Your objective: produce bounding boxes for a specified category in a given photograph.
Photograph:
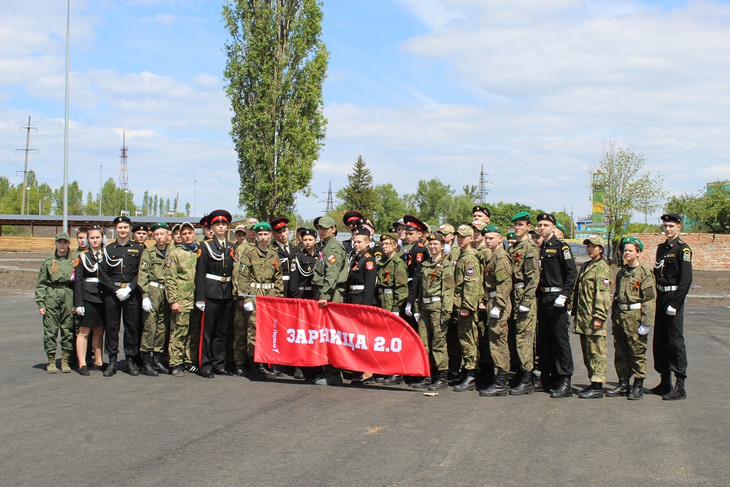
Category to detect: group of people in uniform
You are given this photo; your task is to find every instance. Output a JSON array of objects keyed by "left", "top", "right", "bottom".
[{"left": 35, "top": 206, "right": 692, "bottom": 400}]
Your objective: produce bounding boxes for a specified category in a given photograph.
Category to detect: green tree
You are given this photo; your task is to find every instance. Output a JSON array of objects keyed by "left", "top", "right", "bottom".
[
  {"left": 337, "top": 155, "right": 376, "bottom": 218},
  {"left": 52, "top": 181, "right": 84, "bottom": 215},
  {"left": 446, "top": 185, "right": 480, "bottom": 226},
  {"left": 223, "top": 0, "right": 328, "bottom": 220},
  {"left": 407, "top": 178, "right": 452, "bottom": 227},
  {"left": 100, "top": 178, "right": 135, "bottom": 215},
  {"left": 666, "top": 185, "right": 730, "bottom": 233},
  {"left": 372, "top": 183, "right": 406, "bottom": 232}
]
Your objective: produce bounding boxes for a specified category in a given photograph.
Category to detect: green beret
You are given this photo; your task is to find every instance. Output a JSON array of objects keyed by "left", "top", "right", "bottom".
[
  {"left": 482, "top": 224, "right": 502, "bottom": 235},
  {"left": 511, "top": 211, "right": 531, "bottom": 222},
  {"left": 621, "top": 236, "right": 644, "bottom": 251},
  {"left": 252, "top": 222, "right": 272, "bottom": 232},
  {"left": 150, "top": 222, "right": 169, "bottom": 232},
  {"left": 555, "top": 222, "right": 566, "bottom": 233},
  {"left": 506, "top": 231, "right": 517, "bottom": 240}
]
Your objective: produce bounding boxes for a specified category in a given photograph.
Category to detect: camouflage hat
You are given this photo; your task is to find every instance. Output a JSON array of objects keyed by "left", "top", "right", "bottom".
[
  {"left": 171, "top": 223, "right": 182, "bottom": 233},
  {"left": 55, "top": 232, "right": 70, "bottom": 242},
  {"left": 482, "top": 224, "right": 502, "bottom": 235},
  {"left": 380, "top": 232, "right": 399, "bottom": 243},
  {"left": 234, "top": 225, "right": 247, "bottom": 232},
  {"left": 437, "top": 223, "right": 455, "bottom": 235},
  {"left": 455, "top": 225, "right": 474, "bottom": 237},
  {"left": 245, "top": 217, "right": 259, "bottom": 227},
  {"left": 583, "top": 235, "right": 606, "bottom": 247},
  {"left": 621, "top": 236, "right": 644, "bottom": 251},
  {"left": 316, "top": 216, "right": 336, "bottom": 229},
  {"left": 426, "top": 232, "right": 445, "bottom": 242},
  {"left": 180, "top": 222, "right": 195, "bottom": 231},
  {"left": 470, "top": 220, "right": 487, "bottom": 232}
]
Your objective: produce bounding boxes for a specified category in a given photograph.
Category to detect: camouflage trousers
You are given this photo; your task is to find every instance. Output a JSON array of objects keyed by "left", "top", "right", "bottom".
[
  {"left": 230, "top": 305, "right": 249, "bottom": 366},
  {"left": 140, "top": 287, "right": 169, "bottom": 354},
  {"left": 612, "top": 311, "right": 648, "bottom": 380},
  {"left": 246, "top": 306, "right": 258, "bottom": 360},
  {"left": 168, "top": 308, "right": 200, "bottom": 367},
  {"left": 455, "top": 310, "right": 478, "bottom": 370},
  {"left": 579, "top": 334, "right": 607, "bottom": 383},
  {"left": 511, "top": 302, "right": 537, "bottom": 372},
  {"left": 417, "top": 307, "right": 448, "bottom": 372},
  {"left": 42, "top": 288, "right": 74, "bottom": 355},
  {"left": 488, "top": 313, "right": 511, "bottom": 373}
]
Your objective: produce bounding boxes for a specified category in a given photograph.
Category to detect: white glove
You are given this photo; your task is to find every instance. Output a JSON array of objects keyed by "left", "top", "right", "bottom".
[
  {"left": 666, "top": 305, "right": 677, "bottom": 316},
  {"left": 518, "top": 305, "right": 530, "bottom": 313},
  {"left": 404, "top": 303, "right": 413, "bottom": 317},
  {"left": 554, "top": 295, "right": 567, "bottom": 308},
  {"left": 413, "top": 312, "right": 421, "bottom": 322},
  {"left": 489, "top": 307, "right": 500, "bottom": 319},
  {"left": 75, "top": 307, "right": 85, "bottom": 316},
  {"left": 195, "top": 300, "right": 205, "bottom": 311},
  {"left": 244, "top": 301, "right": 254, "bottom": 312},
  {"left": 142, "top": 297, "right": 153, "bottom": 312},
  {"left": 116, "top": 286, "right": 131, "bottom": 301},
  {"left": 638, "top": 325, "right": 651, "bottom": 336},
  {"left": 392, "top": 311, "right": 400, "bottom": 317}
]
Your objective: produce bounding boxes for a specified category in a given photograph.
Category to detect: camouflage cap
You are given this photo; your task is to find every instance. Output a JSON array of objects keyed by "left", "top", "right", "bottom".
[
  {"left": 426, "top": 232, "right": 445, "bottom": 242},
  {"left": 380, "top": 232, "right": 399, "bottom": 243},
  {"left": 455, "top": 225, "right": 474, "bottom": 237},
  {"left": 55, "top": 232, "right": 70, "bottom": 242},
  {"left": 437, "top": 223, "right": 455, "bottom": 235},
  {"left": 470, "top": 220, "right": 487, "bottom": 232},
  {"left": 583, "top": 234, "right": 606, "bottom": 247},
  {"left": 316, "top": 216, "right": 336, "bottom": 229},
  {"left": 621, "top": 236, "right": 644, "bottom": 251}
]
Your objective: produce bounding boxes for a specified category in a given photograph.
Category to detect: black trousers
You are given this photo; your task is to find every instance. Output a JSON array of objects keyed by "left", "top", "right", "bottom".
[
  {"left": 537, "top": 293, "right": 573, "bottom": 379},
  {"left": 653, "top": 294, "right": 687, "bottom": 378},
  {"left": 104, "top": 291, "right": 141, "bottom": 360},
  {"left": 199, "top": 298, "right": 230, "bottom": 371}
]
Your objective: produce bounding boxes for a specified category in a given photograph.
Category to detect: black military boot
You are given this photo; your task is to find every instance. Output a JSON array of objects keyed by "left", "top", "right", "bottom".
[
  {"left": 662, "top": 377, "right": 686, "bottom": 401},
  {"left": 510, "top": 369, "right": 534, "bottom": 396},
  {"left": 549, "top": 376, "right": 572, "bottom": 398},
  {"left": 103, "top": 358, "right": 117, "bottom": 377},
  {"left": 479, "top": 370, "right": 509, "bottom": 397},
  {"left": 453, "top": 370, "right": 476, "bottom": 392},
  {"left": 411, "top": 376, "right": 432, "bottom": 389},
  {"left": 382, "top": 374, "right": 404, "bottom": 385},
  {"left": 152, "top": 353, "right": 169, "bottom": 375},
  {"left": 604, "top": 379, "right": 629, "bottom": 397},
  {"left": 126, "top": 355, "right": 140, "bottom": 376},
  {"left": 141, "top": 353, "right": 158, "bottom": 376},
  {"left": 428, "top": 371, "right": 449, "bottom": 391},
  {"left": 651, "top": 373, "right": 672, "bottom": 395},
  {"left": 578, "top": 382, "right": 604, "bottom": 399},
  {"left": 627, "top": 378, "right": 644, "bottom": 400}
]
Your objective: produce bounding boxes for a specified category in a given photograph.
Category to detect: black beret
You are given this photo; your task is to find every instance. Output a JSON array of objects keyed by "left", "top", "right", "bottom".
[
  {"left": 536, "top": 213, "right": 556, "bottom": 224},
  {"left": 661, "top": 213, "right": 682, "bottom": 224},
  {"left": 113, "top": 215, "right": 131, "bottom": 226},
  {"left": 473, "top": 205, "right": 491, "bottom": 217},
  {"left": 131, "top": 223, "right": 148, "bottom": 233},
  {"left": 300, "top": 228, "right": 317, "bottom": 238},
  {"left": 355, "top": 226, "right": 371, "bottom": 237}
]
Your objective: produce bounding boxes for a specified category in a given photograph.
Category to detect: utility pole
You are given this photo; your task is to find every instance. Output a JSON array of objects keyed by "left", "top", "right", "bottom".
[
  {"left": 16, "top": 116, "right": 38, "bottom": 215},
  {"left": 325, "top": 181, "right": 334, "bottom": 213},
  {"left": 477, "top": 164, "right": 491, "bottom": 204},
  {"left": 119, "top": 131, "right": 129, "bottom": 214}
]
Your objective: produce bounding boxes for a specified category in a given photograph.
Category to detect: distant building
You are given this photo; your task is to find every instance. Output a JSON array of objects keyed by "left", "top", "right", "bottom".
[{"left": 575, "top": 172, "right": 607, "bottom": 241}]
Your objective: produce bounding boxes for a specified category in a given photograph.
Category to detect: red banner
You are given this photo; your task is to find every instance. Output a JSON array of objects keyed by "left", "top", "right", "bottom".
[{"left": 253, "top": 296, "right": 430, "bottom": 376}]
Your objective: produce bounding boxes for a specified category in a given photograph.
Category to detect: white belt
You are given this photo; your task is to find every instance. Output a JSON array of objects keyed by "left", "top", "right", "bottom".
[
  {"left": 513, "top": 282, "right": 524, "bottom": 289},
  {"left": 282, "top": 275, "right": 290, "bottom": 281},
  {"left": 619, "top": 303, "right": 642, "bottom": 311},
  {"left": 149, "top": 281, "right": 165, "bottom": 289},
  {"left": 298, "top": 286, "right": 312, "bottom": 291},
  {"left": 407, "top": 277, "right": 413, "bottom": 282},
  {"left": 540, "top": 286, "right": 562, "bottom": 293},
  {"left": 84, "top": 277, "right": 99, "bottom": 283},
  {"left": 422, "top": 296, "right": 441, "bottom": 304},
  {"left": 350, "top": 285, "right": 365, "bottom": 291},
  {"left": 251, "top": 283, "right": 274, "bottom": 289},
  {"left": 379, "top": 288, "right": 393, "bottom": 294},
  {"left": 488, "top": 291, "right": 497, "bottom": 298},
  {"left": 657, "top": 285, "right": 678, "bottom": 292},
  {"left": 206, "top": 273, "right": 230, "bottom": 283}
]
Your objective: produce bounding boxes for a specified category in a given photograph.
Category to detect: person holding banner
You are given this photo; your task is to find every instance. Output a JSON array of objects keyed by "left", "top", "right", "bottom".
[
  {"left": 376, "top": 233, "right": 408, "bottom": 313},
  {"left": 289, "top": 229, "right": 319, "bottom": 299}
]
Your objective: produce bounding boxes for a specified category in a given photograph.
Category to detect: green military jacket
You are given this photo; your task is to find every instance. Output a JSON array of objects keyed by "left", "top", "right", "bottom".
[
  {"left": 453, "top": 247, "right": 483, "bottom": 312},
  {"left": 312, "top": 237, "right": 348, "bottom": 303},
  {"left": 484, "top": 246, "right": 512, "bottom": 314},
  {"left": 571, "top": 258, "right": 612, "bottom": 336},
  {"left": 509, "top": 238, "right": 539, "bottom": 309},
  {"left": 612, "top": 263, "right": 656, "bottom": 329},
  {"left": 235, "top": 244, "right": 284, "bottom": 306},
  {"left": 138, "top": 244, "right": 168, "bottom": 299},
  {"left": 35, "top": 253, "right": 74, "bottom": 310},
  {"left": 377, "top": 253, "right": 408, "bottom": 312},
  {"left": 163, "top": 244, "right": 198, "bottom": 311},
  {"left": 416, "top": 253, "right": 455, "bottom": 322}
]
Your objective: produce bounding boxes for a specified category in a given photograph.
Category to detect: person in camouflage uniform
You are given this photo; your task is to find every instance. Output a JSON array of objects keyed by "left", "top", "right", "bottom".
[
  {"left": 507, "top": 211, "right": 540, "bottom": 395},
  {"left": 230, "top": 222, "right": 257, "bottom": 376},
  {"left": 452, "top": 225, "right": 483, "bottom": 392},
  {"left": 376, "top": 233, "right": 408, "bottom": 313},
  {"left": 606, "top": 236, "right": 656, "bottom": 400},
  {"left": 138, "top": 222, "right": 171, "bottom": 376},
  {"left": 571, "top": 235, "right": 612, "bottom": 399},
  {"left": 478, "top": 225, "right": 514, "bottom": 397},
  {"left": 234, "top": 222, "right": 284, "bottom": 380},
  {"left": 35, "top": 232, "right": 75, "bottom": 373},
  {"left": 164, "top": 222, "right": 199, "bottom": 377},
  {"left": 412, "top": 232, "right": 454, "bottom": 391}
]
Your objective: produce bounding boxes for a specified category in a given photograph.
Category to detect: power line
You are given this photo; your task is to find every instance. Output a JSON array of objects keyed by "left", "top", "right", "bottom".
[{"left": 15, "top": 115, "right": 38, "bottom": 215}]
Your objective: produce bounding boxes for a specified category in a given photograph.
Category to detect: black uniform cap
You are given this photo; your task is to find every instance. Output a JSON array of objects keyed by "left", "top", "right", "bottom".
[
  {"left": 403, "top": 214, "right": 428, "bottom": 232},
  {"left": 270, "top": 217, "right": 290, "bottom": 231},
  {"left": 473, "top": 205, "right": 491, "bottom": 217},
  {"left": 113, "top": 215, "right": 132, "bottom": 226},
  {"left": 536, "top": 213, "right": 556, "bottom": 224},
  {"left": 207, "top": 209, "right": 232, "bottom": 225},
  {"left": 300, "top": 228, "right": 317, "bottom": 238},
  {"left": 355, "top": 226, "right": 371, "bottom": 238},
  {"left": 131, "top": 223, "right": 148, "bottom": 233},
  {"left": 199, "top": 215, "right": 209, "bottom": 227},
  {"left": 660, "top": 213, "right": 682, "bottom": 224},
  {"left": 343, "top": 210, "right": 365, "bottom": 226}
]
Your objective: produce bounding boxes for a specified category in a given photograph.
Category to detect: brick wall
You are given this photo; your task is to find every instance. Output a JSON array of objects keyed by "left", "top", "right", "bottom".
[{"left": 629, "top": 233, "right": 730, "bottom": 270}]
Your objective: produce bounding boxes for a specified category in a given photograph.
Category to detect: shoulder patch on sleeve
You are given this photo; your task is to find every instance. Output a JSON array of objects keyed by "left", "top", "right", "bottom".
[
  {"left": 602, "top": 276, "right": 610, "bottom": 287},
  {"left": 682, "top": 248, "right": 691, "bottom": 262},
  {"left": 562, "top": 246, "right": 572, "bottom": 260},
  {"left": 165, "top": 259, "right": 172, "bottom": 268},
  {"left": 416, "top": 253, "right": 424, "bottom": 262},
  {"left": 466, "top": 266, "right": 475, "bottom": 276},
  {"left": 140, "top": 261, "right": 149, "bottom": 271},
  {"left": 327, "top": 255, "right": 337, "bottom": 264},
  {"left": 366, "top": 261, "right": 374, "bottom": 271}
]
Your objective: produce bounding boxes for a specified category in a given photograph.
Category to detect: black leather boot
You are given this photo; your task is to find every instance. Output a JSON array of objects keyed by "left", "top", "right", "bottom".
[
  {"left": 662, "top": 377, "right": 686, "bottom": 400},
  {"left": 510, "top": 369, "right": 534, "bottom": 395},
  {"left": 627, "top": 378, "right": 644, "bottom": 400},
  {"left": 604, "top": 379, "right": 629, "bottom": 397},
  {"left": 479, "top": 370, "right": 509, "bottom": 397},
  {"left": 549, "top": 376, "right": 572, "bottom": 398},
  {"left": 411, "top": 376, "right": 432, "bottom": 389},
  {"left": 428, "top": 371, "right": 449, "bottom": 391},
  {"left": 578, "top": 382, "right": 603, "bottom": 399},
  {"left": 453, "top": 370, "right": 476, "bottom": 392},
  {"left": 153, "top": 353, "right": 169, "bottom": 375},
  {"left": 141, "top": 353, "right": 158, "bottom": 376},
  {"left": 126, "top": 355, "right": 140, "bottom": 376},
  {"left": 651, "top": 373, "right": 672, "bottom": 395},
  {"left": 103, "top": 358, "right": 117, "bottom": 377}
]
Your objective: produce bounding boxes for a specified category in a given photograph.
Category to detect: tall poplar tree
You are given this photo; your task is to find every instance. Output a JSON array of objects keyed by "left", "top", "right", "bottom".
[{"left": 223, "top": 0, "right": 328, "bottom": 220}]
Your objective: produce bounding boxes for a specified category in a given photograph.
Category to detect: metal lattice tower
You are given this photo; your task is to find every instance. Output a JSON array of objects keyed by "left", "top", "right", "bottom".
[
  {"left": 119, "top": 130, "right": 129, "bottom": 191},
  {"left": 325, "top": 181, "right": 334, "bottom": 212},
  {"left": 477, "top": 164, "right": 491, "bottom": 203}
]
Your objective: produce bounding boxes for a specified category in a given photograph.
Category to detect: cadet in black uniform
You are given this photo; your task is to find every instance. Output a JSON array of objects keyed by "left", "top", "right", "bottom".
[
  {"left": 362, "top": 219, "right": 384, "bottom": 262},
  {"left": 401, "top": 215, "right": 430, "bottom": 326},
  {"left": 289, "top": 229, "right": 318, "bottom": 299},
  {"left": 346, "top": 227, "right": 378, "bottom": 306},
  {"left": 342, "top": 210, "right": 365, "bottom": 258},
  {"left": 99, "top": 216, "right": 145, "bottom": 377},
  {"left": 270, "top": 217, "right": 295, "bottom": 297},
  {"left": 194, "top": 209, "right": 235, "bottom": 378},
  {"left": 652, "top": 213, "right": 693, "bottom": 400},
  {"left": 535, "top": 213, "right": 577, "bottom": 398}
]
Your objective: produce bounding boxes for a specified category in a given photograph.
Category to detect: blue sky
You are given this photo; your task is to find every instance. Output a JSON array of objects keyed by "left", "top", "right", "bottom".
[{"left": 1, "top": 0, "right": 729, "bottom": 222}]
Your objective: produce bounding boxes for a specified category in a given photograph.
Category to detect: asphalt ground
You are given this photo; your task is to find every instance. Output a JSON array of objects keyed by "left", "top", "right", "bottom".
[{"left": 1, "top": 294, "right": 728, "bottom": 487}]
